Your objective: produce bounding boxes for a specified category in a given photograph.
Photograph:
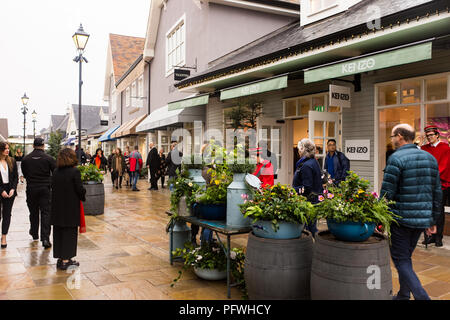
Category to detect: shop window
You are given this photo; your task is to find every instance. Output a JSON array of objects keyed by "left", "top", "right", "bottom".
[
  {"left": 283, "top": 93, "right": 327, "bottom": 118},
  {"left": 426, "top": 103, "right": 450, "bottom": 142},
  {"left": 426, "top": 77, "right": 447, "bottom": 101},
  {"left": 401, "top": 81, "right": 421, "bottom": 104},
  {"left": 378, "top": 85, "right": 398, "bottom": 106},
  {"left": 299, "top": 98, "right": 311, "bottom": 115},
  {"left": 285, "top": 100, "right": 297, "bottom": 117}
]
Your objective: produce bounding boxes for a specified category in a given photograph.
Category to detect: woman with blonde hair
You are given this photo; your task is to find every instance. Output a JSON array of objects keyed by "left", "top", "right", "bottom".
[
  {"left": 292, "top": 138, "right": 323, "bottom": 236},
  {"left": 0, "top": 142, "right": 19, "bottom": 248}
]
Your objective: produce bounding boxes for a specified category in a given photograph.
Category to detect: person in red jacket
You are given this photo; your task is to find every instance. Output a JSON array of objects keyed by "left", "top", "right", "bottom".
[
  {"left": 421, "top": 125, "right": 450, "bottom": 247},
  {"left": 251, "top": 147, "right": 274, "bottom": 188}
]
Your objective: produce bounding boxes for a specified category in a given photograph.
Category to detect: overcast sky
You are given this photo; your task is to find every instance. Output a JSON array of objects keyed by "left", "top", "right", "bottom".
[{"left": 0, "top": 0, "right": 150, "bottom": 136}]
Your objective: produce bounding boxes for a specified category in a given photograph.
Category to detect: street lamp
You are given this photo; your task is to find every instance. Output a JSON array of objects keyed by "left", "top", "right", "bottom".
[
  {"left": 21, "top": 93, "right": 29, "bottom": 155},
  {"left": 32, "top": 110, "right": 37, "bottom": 140},
  {"left": 73, "top": 23, "right": 89, "bottom": 161}
]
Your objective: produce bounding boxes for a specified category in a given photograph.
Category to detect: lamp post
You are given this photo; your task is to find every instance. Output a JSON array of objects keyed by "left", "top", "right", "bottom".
[
  {"left": 32, "top": 110, "right": 37, "bottom": 140},
  {"left": 73, "top": 24, "right": 89, "bottom": 161},
  {"left": 21, "top": 93, "right": 29, "bottom": 155}
]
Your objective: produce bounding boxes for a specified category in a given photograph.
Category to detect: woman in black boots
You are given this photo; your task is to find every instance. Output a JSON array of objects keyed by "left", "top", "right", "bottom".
[
  {"left": 51, "top": 148, "right": 86, "bottom": 270},
  {"left": 0, "top": 142, "right": 18, "bottom": 249}
]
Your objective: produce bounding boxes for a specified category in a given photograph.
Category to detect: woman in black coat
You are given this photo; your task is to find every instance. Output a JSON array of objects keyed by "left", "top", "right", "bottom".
[
  {"left": 51, "top": 148, "right": 86, "bottom": 270},
  {"left": 0, "top": 142, "right": 18, "bottom": 248},
  {"left": 90, "top": 148, "right": 107, "bottom": 172}
]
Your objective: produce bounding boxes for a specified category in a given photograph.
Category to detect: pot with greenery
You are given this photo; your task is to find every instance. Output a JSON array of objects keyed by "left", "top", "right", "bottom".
[
  {"left": 240, "top": 183, "right": 314, "bottom": 239},
  {"left": 193, "top": 160, "right": 233, "bottom": 220},
  {"left": 226, "top": 146, "right": 256, "bottom": 227},
  {"left": 182, "top": 154, "right": 206, "bottom": 187},
  {"left": 172, "top": 242, "right": 246, "bottom": 295},
  {"left": 78, "top": 164, "right": 105, "bottom": 216},
  {"left": 312, "top": 171, "right": 398, "bottom": 242}
]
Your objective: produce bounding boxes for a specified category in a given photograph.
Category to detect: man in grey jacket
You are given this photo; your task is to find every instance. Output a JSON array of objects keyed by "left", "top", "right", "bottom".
[{"left": 380, "top": 124, "right": 441, "bottom": 300}]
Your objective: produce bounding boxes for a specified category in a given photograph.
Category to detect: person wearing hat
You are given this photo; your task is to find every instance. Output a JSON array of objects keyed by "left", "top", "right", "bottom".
[
  {"left": 21, "top": 138, "right": 56, "bottom": 249},
  {"left": 251, "top": 147, "right": 274, "bottom": 188},
  {"left": 421, "top": 125, "right": 450, "bottom": 247}
]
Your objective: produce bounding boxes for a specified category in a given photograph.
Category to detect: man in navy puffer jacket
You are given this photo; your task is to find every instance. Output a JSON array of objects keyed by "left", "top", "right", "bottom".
[{"left": 380, "top": 124, "right": 442, "bottom": 300}]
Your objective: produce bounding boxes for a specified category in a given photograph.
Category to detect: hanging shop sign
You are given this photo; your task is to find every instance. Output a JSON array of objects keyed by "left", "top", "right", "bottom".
[
  {"left": 304, "top": 42, "right": 432, "bottom": 84},
  {"left": 345, "top": 139, "right": 370, "bottom": 161},
  {"left": 329, "top": 85, "right": 351, "bottom": 108},
  {"left": 220, "top": 75, "right": 288, "bottom": 100},
  {"left": 174, "top": 69, "right": 191, "bottom": 81}
]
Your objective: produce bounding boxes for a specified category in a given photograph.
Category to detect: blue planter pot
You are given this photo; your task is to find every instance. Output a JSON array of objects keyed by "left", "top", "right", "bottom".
[
  {"left": 252, "top": 221, "right": 304, "bottom": 239},
  {"left": 193, "top": 203, "right": 226, "bottom": 220},
  {"left": 327, "top": 219, "right": 376, "bottom": 242}
]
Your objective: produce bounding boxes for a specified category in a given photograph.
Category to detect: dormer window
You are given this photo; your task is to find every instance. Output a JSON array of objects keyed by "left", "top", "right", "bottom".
[{"left": 310, "top": 0, "right": 337, "bottom": 14}]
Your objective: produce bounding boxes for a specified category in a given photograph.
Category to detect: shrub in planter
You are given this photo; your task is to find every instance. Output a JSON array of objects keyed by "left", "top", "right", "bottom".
[
  {"left": 312, "top": 171, "right": 399, "bottom": 241},
  {"left": 78, "top": 164, "right": 104, "bottom": 216},
  {"left": 239, "top": 183, "right": 314, "bottom": 239},
  {"left": 78, "top": 163, "right": 104, "bottom": 183},
  {"left": 169, "top": 169, "right": 201, "bottom": 215}
]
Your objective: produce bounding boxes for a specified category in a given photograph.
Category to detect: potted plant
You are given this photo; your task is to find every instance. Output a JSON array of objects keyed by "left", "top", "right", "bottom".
[
  {"left": 193, "top": 159, "right": 233, "bottom": 220},
  {"left": 182, "top": 154, "right": 206, "bottom": 187},
  {"left": 240, "top": 183, "right": 314, "bottom": 239},
  {"left": 312, "top": 171, "right": 399, "bottom": 242},
  {"left": 171, "top": 242, "right": 246, "bottom": 292},
  {"left": 78, "top": 164, "right": 105, "bottom": 216},
  {"left": 226, "top": 145, "right": 256, "bottom": 227},
  {"left": 169, "top": 169, "right": 201, "bottom": 217}
]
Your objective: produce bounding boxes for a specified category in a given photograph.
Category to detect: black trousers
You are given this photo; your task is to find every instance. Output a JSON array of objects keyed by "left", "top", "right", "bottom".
[
  {"left": 53, "top": 226, "right": 78, "bottom": 260},
  {"left": 111, "top": 172, "right": 123, "bottom": 186},
  {"left": 436, "top": 187, "right": 449, "bottom": 241},
  {"left": 160, "top": 175, "right": 165, "bottom": 188},
  {"left": 0, "top": 184, "right": 15, "bottom": 235},
  {"left": 26, "top": 186, "right": 51, "bottom": 241},
  {"left": 150, "top": 168, "right": 158, "bottom": 189}
]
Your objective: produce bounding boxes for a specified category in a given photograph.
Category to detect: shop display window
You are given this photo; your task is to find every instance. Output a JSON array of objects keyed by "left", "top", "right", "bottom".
[
  {"left": 426, "top": 77, "right": 447, "bottom": 101},
  {"left": 378, "top": 84, "right": 398, "bottom": 106},
  {"left": 426, "top": 103, "right": 450, "bottom": 142},
  {"left": 401, "top": 80, "right": 421, "bottom": 104}
]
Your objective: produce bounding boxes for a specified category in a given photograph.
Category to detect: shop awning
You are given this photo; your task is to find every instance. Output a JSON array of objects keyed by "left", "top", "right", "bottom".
[
  {"left": 136, "top": 105, "right": 206, "bottom": 132},
  {"left": 111, "top": 114, "right": 147, "bottom": 138},
  {"left": 168, "top": 94, "right": 209, "bottom": 111},
  {"left": 303, "top": 40, "right": 433, "bottom": 84},
  {"left": 64, "top": 137, "right": 76, "bottom": 146},
  {"left": 220, "top": 74, "right": 288, "bottom": 100},
  {"left": 98, "top": 125, "right": 120, "bottom": 142}
]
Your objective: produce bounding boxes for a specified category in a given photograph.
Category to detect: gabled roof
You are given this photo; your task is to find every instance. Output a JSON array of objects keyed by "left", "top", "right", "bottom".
[
  {"left": 50, "top": 115, "right": 66, "bottom": 130},
  {"left": 109, "top": 34, "right": 145, "bottom": 84},
  {"left": 177, "top": 0, "right": 443, "bottom": 90},
  {"left": 71, "top": 105, "right": 109, "bottom": 131},
  {"left": 55, "top": 115, "right": 69, "bottom": 132}
]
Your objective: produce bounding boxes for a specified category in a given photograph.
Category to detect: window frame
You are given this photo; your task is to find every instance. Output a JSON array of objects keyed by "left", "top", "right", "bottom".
[{"left": 165, "top": 14, "right": 186, "bottom": 77}]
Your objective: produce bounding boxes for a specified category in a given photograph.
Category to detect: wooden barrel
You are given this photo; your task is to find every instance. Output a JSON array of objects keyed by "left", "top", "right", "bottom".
[
  {"left": 245, "top": 230, "right": 313, "bottom": 300},
  {"left": 82, "top": 182, "right": 105, "bottom": 216},
  {"left": 311, "top": 230, "right": 392, "bottom": 300}
]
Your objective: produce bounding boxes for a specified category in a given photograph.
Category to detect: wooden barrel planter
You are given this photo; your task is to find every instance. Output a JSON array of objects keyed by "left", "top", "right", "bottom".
[
  {"left": 245, "top": 230, "right": 313, "bottom": 300},
  {"left": 82, "top": 182, "right": 105, "bottom": 216},
  {"left": 311, "top": 230, "right": 392, "bottom": 300}
]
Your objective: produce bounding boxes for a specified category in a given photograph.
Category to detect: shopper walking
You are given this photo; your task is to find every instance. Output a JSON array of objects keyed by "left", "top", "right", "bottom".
[
  {"left": 75, "top": 146, "right": 87, "bottom": 165},
  {"left": 0, "top": 142, "right": 18, "bottom": 249},
  {"left": 21, "top": 138, "right": 56, "bottom": 249},
  {"left": 129, "top": 146, "right": 143, "bottom": 191},
  {"left": 14, "top": 148, "right": 24, "bottom": 184},
  {"left": 380, "top": 124, "right": 441, "bottom": 300},
  {"left": 146, "top": 142, "right": 160, "bottom": 190},
  {"left": 421, "top": 125, "right": 450, "bottom": 247},
  {"left": 166, "top": 142, "right": 183, "bottom": 191},
  {"left": 90, "top": 148, "right": 107, "bottom": 172},
  {"left": 51, "top": 148, "right": 86, "bottom": 270},
  {"left": 292, "top": 138, "right": 323, "bottom": 235},
  {"left": 124, "top": 146, "right": 131, "bottom": 187},
  {"left": 107, "top": 149, "right": 117, "bottom": 188},
  {"left": 324, "top": 139, "right": 350, "bottom": 185},
  {"left": 157, "top": 148, "right": 167, "bottom": 189},
  {"left": 111, "top": 148, "right": 126, "bottom": 189}
]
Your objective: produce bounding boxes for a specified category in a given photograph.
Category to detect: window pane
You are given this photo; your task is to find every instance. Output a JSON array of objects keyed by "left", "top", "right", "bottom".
[
  {"left": 181, "top": 43, "right": 185, "bottom": 63},
  {"left": 328, "top": 106, "right": 340, "bottom": 112},
  {"left": 426, "top": 103, "right": 450, "bottom": 143},
  {"left": 299, "top": 97, "right": 310, "bottom": 115},
  {"left": 323, "top": 0, "right": 337, "bottom": 7},
  {"left": 377, "top": 105, "right": 421, "bottom": 187},
  {"left": 314, "top": 120, "right": 324, "bottom": 138},
  {"left": 310, "top": 0, "right": 321, "bottom": 13},
  {"left": 285, "top": 100, "right": 297, "bottom": 117},
  {"left": 326, "top": 121, "right": 335, "bottom": 137},
  {"left": 312, "top": 96, "right": 325, "bottom": 110},
  {"left": 426, "top": 78, "right": 447, "bottom": 101},
  {"left": 401, "top": 80, "right": 421, "bottom": 104},
  {"left": 378, "top": 84, "right": 398, "bottom": 106}
]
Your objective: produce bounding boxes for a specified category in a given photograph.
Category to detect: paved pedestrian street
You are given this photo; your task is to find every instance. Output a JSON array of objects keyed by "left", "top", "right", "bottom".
[{"left": 0, "top": 177, "right": 449, "bottom": 300}]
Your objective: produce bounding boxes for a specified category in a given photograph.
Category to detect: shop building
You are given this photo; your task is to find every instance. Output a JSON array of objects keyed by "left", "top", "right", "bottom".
[{"left": 174, "top": 0, "right": 450, "bottom": 191}]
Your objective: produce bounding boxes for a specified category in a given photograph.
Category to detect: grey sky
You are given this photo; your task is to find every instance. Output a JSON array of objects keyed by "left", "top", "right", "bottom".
[{"left": 0, "top": 0, "right": 150, "bottom": 136}]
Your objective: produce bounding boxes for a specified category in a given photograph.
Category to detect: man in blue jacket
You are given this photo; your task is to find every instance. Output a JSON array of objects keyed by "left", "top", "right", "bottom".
[
  {"left": 324, "top": 139, "right": 350, "bottom": 185},
  {"left": 380, "top": 124, "right": 441, "bottom": 300}
]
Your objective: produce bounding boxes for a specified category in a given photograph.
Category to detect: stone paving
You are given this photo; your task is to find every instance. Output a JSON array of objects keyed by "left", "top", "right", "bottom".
[{"left": 0, "top": 176, "right": 449, "bottom": 300}]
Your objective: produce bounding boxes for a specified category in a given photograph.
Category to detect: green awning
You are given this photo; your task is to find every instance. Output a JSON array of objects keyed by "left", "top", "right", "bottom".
[
  {"left": 220, "top": 75, "right": 288, "bottom": 100},
  {"left": 168, "top": 94, "right": 209, "bottom": 111},
  {"left": 304, "top": 41, "right": 432, "bottom": 84}
]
